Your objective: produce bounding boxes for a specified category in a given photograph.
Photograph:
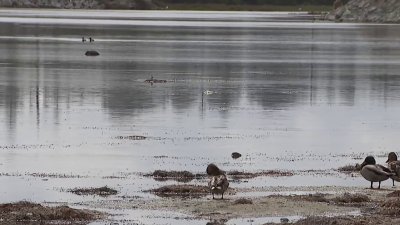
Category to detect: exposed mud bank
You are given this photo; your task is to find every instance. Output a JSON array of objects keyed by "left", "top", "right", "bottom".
[{"left": 0, "top": 201, "right": 104, "bottom": 224}]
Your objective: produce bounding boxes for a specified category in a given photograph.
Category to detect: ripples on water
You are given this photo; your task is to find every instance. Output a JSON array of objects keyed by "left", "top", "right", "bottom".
[{"left": 1, "top": 9, "right": 400, "bottom": 213}]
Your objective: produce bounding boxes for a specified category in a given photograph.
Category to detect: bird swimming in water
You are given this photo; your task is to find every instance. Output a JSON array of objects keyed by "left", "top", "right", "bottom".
[
  {"left": 206, "top": 163, "right": 229, "bottom": 199},
  {"left": 360, "top": 156, "right": 394, "bottom": 189},
  {"left": 386, "top": 152, "right": 400, "bottom": 186}
]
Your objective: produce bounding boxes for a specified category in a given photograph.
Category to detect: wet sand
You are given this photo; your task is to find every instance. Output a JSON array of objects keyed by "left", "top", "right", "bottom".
[
  {"left": 1, "top": 168, "right": 400, "bottom": 224},
  {"left": 77, "top": 180, "right": 400, "bottom": 224}
]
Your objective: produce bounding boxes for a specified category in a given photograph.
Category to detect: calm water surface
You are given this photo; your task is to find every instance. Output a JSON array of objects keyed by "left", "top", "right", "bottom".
[{"left": 1, "top": 9, "right": 400, "bottom": 224}]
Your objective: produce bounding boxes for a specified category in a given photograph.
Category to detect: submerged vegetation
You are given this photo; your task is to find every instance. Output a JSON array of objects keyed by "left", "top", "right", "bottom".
[
  {"left": 147, "top": 184, "right": 210, "bottom": 197},
  {"left": 69, "top": 186, "right": 118, "bottom": 196}
]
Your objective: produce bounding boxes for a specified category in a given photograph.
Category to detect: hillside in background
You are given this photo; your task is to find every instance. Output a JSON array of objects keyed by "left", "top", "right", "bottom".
[
  {"left": 327, "top": 0, "right": 400, "bottom": 23},
  {"left": 0, "top": 0, "right": 332, "bottom": 10}
]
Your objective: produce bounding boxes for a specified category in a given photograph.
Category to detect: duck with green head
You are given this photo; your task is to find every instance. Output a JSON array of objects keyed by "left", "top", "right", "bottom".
[{"left": 360, "top": 156, "right": 394, "bottom": 189}]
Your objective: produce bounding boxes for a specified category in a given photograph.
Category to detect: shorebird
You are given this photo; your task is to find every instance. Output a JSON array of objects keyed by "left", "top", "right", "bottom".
[
  {"left": 360, "top": 156, "right": 393, "bottom": 189},
  {"left": 206, "top": 163, "right": 229, "bottom": 199},
  {"left": 386, "top": 152, "right": 400, "bottom": 186}
]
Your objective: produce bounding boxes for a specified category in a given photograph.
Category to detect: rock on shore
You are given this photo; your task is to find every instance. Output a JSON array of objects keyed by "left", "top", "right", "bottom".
[
  {"left": 326, "top": 0, "right": 400, "bottom": 23},
  {"left": 0, "top": 0, "right": 163, "bottom": 10}
]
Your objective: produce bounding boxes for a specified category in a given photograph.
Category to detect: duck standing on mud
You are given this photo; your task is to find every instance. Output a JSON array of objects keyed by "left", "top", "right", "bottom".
[
  {"left": 206, "top": 163, "right": 229, "bottom": 199},
  {"left": 360, "top": 156, "right": 394, "bottom": 189},
  {"left": 386, "top": 152, "right": 400, "bottom": 186}
]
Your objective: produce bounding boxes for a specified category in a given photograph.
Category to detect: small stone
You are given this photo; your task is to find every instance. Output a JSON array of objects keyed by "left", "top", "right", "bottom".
[
  {"left": 85, "top": 50, "right": 100, "bottom": 56},
  {"left": 280, "top": 217, "right": 289, "bottom": 223},
  {"left": 231, "top": 152, "right": 242, "bottom": 159}
]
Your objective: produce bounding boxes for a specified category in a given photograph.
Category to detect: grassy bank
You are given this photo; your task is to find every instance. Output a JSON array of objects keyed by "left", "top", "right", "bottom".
[{"left": 165, "top": 3, "right": 332, "bottom": 12}]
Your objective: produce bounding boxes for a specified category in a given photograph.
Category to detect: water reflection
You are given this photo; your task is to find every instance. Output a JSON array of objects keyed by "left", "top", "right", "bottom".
[{"left": 1, "top": 11, "right": 400, "bottom": 157}]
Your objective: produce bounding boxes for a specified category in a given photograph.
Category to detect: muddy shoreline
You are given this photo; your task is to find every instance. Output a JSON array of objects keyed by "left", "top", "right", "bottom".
[
  {"left": 2, "top": 169, "right": 399, "bottom": 224},
  {"left": 77, "top": 184, "right": 400, "bottom": 224}
]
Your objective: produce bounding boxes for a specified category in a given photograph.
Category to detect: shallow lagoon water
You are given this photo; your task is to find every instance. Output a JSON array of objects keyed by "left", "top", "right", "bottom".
[{"left": 1, "top": 9, "right": 400, "bottom": 224}]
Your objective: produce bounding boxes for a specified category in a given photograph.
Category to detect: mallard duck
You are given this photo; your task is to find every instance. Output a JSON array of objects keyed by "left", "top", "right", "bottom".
[
  {"left": 206, "top": 163, "right": 229, "bottom": 199},
  {"left": 206, "top": 163, "right": 224, "bottom": 176},
  {"left": 360, "top": 156, "right": 393, "bottom": 189},
  {"left": 386, "top": 152, "right": 400, "bottom": 186},
  {"left": 208, "top": 174, "right": 229, "bottom": 199}
]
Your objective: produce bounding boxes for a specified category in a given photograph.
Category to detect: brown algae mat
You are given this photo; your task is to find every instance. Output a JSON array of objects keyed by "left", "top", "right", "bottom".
[
  {"left": 0, "top": 201, "right": 104, "bottom": 224},
  {"left": 147, "top": 184, "right": 210, "bottom": 198},
  {"left": 69, "top": 186, "right": 118, "bottom": 196},
  {"left": 146, "top": 170, "right": 200, "bottom": 182}
]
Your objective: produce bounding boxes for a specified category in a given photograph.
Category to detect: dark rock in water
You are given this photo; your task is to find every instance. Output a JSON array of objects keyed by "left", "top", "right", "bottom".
[
  {"left": 231, "top": 152, "right": 242, "bottom": 159},
  {"left": 280, "top": 217, "right": 290, "bottom": 223},
  {"left": 85, "top": 50, "right": 100, "bottom": 56}
]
